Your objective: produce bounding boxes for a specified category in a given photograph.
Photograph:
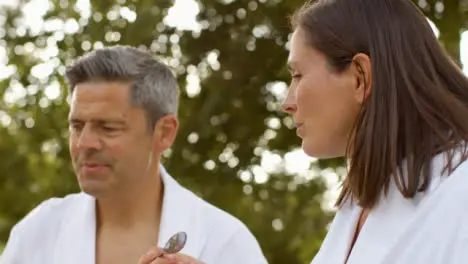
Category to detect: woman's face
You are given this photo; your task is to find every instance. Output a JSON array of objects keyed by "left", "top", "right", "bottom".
[{"left": 282, "top": 28, "right": 365, "bottom": 159}]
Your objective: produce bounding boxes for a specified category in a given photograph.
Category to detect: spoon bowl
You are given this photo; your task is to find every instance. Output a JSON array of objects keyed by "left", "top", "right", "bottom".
[{"left": 163, "top": 231, "right": 187, "bottom": 254}]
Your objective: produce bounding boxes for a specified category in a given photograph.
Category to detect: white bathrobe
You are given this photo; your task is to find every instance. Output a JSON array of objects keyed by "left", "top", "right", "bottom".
[
  {"left": 0, "top": 166, "right": 268, "bottom": 264},
  {"left": 311, "top": 151, "right": 468, "bottom": 264}
]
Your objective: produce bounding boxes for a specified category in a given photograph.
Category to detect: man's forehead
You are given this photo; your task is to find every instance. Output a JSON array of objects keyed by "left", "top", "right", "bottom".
[
  {"left": 72, "top": 81, "right": 131, "bottom": 100},
  {"left": 70, "top": 82, "right": 132, "bottom": 108},
  {"left": 68, "top": 98, "right": 130, "bottom": 121},
  {"left": 68, "top": 109, "right": 128, "bottom": 122},
  {"left": 68, "top": 81, "right": 146, "bottom": 124}
]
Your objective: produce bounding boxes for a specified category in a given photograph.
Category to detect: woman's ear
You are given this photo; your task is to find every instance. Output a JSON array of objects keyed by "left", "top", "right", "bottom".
[{"left": 351, "top": 53, "right": 372, "bottom": 104}]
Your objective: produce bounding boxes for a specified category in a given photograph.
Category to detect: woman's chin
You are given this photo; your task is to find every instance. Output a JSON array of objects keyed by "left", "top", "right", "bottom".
[{"left": 301, "top": 139, "right": 345, "bottom": 159}]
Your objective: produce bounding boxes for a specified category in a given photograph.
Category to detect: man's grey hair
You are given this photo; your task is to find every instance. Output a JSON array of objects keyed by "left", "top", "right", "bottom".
[{"left": 65, "top": 45, "right": 179, "bottom": 131}]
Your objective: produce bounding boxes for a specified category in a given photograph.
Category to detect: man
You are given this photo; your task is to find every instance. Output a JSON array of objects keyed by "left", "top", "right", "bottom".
[{"left": 0, "top": 46, "right": 267, "bottom": 264}]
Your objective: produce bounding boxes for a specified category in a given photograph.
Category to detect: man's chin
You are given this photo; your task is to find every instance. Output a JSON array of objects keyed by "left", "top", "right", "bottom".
[{"left": 78, "top": 179, "right": 112, "bottom": 198}]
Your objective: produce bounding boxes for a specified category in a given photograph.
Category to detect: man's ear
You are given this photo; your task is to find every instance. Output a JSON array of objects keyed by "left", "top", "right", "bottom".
[
  {"left": 152, "top": 115, "right": 179, "bottom": 152},
  {"left": 351, "top": 53, "right": 372, "bottom": 104}
]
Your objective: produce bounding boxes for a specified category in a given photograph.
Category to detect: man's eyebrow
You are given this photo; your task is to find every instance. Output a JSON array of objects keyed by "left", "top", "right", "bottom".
[
  {"left": 68, "top": 117, "right": 80, "bottom": 123},
  {"left": 68, "top": 117, "right": 126, "bottom": 125},
  {"left": 95, "top": 119, "right": 126, "bottom": 125}
]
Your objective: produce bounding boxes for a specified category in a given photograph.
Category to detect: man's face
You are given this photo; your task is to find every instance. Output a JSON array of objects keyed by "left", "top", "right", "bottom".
[{"left": 68, "top": 81, "right": 155, "bottom": 198}]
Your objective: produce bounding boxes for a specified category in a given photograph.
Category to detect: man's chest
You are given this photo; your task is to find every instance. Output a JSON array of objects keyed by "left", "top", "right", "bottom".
[{"left": 95, "top": 229, "right": 160, "bottom": 264}]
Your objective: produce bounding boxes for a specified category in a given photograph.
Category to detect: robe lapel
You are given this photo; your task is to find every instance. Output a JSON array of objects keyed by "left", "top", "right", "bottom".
[
  {"left": 157, "top": 165, "right": 204, "bottom": 258},
  {"left": 311, "top": 203, "right": 361, "bottom": 264},
  {"left": 52, "top": 165, "right": 205, "bottom": 264},
  {"left": 54, "top": 193, "right": 96, "bottom": 264},
  {"left": 312, "top": 152, "right": 450, "bottom": 264},
  {"left": 346, "top": 153, "right": 447, "bottom": 264},
  {"left": 345, "top": 184, "right": 421, "bottom": 264}
]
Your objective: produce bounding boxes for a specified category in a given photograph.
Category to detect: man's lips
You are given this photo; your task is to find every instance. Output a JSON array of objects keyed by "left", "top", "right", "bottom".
[
  {"left": 82, "top": 162, "right": 107, "bottom": 167},
  {"left": 79, "top": 162, "right": 110, "bottom": 174}
]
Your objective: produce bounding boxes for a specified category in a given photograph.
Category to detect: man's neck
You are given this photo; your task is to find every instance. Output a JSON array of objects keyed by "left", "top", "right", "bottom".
[
  {"left": 96, "top": 169, "right": 164, "bottom": 230},
  {"left": 94, "top": 166, "right": 165, "bottom": 264}
]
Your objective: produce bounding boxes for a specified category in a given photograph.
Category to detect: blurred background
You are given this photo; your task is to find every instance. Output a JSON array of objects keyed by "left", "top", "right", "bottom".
[{"left": 0, "top": 0, "right": 467, "bottom": 263}]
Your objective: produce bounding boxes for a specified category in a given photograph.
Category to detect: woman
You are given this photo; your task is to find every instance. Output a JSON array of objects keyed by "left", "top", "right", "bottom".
[{"left": 140, "top": 0, "right": 468, "bottom": 263}]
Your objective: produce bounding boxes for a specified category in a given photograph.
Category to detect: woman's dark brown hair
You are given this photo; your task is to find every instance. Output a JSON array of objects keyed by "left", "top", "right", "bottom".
[{"left": 291, "top": 0, "right": 468, "bottom": 209}]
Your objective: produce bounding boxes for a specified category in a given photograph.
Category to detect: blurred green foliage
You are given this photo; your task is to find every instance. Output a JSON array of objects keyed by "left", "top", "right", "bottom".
[{"left": 0, "top": 0, "right": 465, "bottom": 263}]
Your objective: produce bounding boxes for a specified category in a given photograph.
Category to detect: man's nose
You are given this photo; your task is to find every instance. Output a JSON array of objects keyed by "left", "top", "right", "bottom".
[{"left": 76, "top": 125, "right": 102, "bottom": 150}]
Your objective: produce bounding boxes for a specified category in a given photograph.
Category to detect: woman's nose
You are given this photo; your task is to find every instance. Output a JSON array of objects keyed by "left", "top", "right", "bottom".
[{"left": 281, "top": 88, "right": 297, "bottom": 114}]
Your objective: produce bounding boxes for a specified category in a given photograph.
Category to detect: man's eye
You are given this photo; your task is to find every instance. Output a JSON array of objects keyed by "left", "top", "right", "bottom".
[
  {"left": 70, "top": 123, "right": 83, "bottom": 131},
  {"left": 102, "top": 126, "right": 117, "bottom": 132}
]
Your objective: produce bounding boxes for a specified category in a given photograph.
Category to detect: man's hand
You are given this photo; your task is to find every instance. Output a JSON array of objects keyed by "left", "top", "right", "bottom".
[
  {"left": 161, "top": 252, "right": 205, "bottom": 264},
  {"left": 138, "top": 247, "right": 205, "bottom": 264},
  {"left": 137, "top": 247, "right": 167, "bottom": 264}
]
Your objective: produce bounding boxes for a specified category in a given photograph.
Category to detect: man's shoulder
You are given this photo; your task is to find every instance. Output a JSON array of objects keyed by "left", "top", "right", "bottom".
[
  {"left": 166, "top": 174, "right": 248, "bottom": 232},
  {"left": 180, "top": 189, "right": 267, "bottom": 262},
  {"left": 180, "top": 187, "right": 248, "bottom": 231},
  {"left": 0, "top": 193, "right": 88, "bottom": 261},
  {"left": 11, "top": 193, "right": 87, "bottom": 234},
  {"left": 180, "top": 186, "right": 263, "bottom": 248}
]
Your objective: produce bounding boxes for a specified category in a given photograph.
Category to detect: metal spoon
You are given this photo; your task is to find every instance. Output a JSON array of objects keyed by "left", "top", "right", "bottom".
[{"left": 160, "top": 231, "right": 187, "bottom": 255}]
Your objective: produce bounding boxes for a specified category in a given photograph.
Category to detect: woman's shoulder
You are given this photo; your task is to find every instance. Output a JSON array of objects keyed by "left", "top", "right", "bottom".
[
  {"left": 434, "top": 149, "right": 468, "bottom": 195},
  {"left": 421, "top": 146, "right": 468, "bottom": 195}
]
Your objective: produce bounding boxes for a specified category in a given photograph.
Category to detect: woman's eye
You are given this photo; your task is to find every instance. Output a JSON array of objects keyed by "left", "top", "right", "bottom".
[{"left": 292, "top": 74, "right": 302, "bottom": 79}]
